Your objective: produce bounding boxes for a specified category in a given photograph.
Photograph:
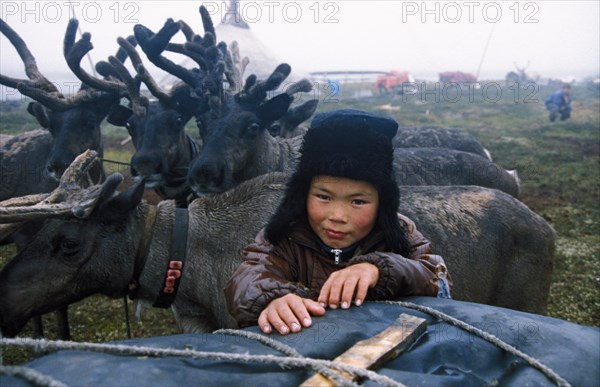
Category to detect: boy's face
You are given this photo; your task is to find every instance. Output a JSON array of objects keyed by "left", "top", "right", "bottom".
[{"left": 307, "top": 175, "right": 379, "bottom": 249}]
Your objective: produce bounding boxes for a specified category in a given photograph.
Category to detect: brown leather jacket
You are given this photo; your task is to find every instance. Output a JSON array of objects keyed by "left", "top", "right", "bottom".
[{"left": 225, "top": 214, "right": 451, "bottom": 327}]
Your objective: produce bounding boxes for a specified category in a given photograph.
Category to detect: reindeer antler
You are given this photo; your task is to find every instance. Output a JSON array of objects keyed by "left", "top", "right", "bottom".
[
  {"left": 0, "top": 150, "right": 113, "bottom": 223},
  {"left": 223, "top": 40, "right": 249, "bottom": 92},
  {"left": 133, "top": 6, "right": 239, "bottom": 118},
  {"left": 63, "top": 18, "right": 127, "bottom": 97},
  {"left": 0, "top": 18, "right": 57, "bottom": 93},
  {"left": 134, "top": 19, "right": 205, "bottom": 92},
  {"left": 64, "top": 18, "right": 175, "bottom": 117},
  {"left": 0, "top": 18, "right": 106, "bottom": 111},
  {"left": 236, "top": 63, "right": 292, "bottom": 105}
]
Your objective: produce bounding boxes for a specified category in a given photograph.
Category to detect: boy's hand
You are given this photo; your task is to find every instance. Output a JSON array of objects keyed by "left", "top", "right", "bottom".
[
  {"left": 318, "top": 262, "right": 379, "bottom": 309},
  {"left": 258, "top": 293, "right": 325, "bottom": 335}
]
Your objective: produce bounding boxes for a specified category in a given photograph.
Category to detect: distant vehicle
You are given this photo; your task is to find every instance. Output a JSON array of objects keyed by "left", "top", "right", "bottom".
[
  {"left": 375, "top": 70, "right": 414, "bottom": 94},
  {"left": 439, "top": 71, "right": 477, "bottom": 83}
]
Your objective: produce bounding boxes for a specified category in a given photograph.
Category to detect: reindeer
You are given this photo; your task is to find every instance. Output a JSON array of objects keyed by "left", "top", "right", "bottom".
[
  {"left": 0, "top": 18, "right": 132, "bottom": 339},
  {"left": 0, "top": 19, "right": 116, "bottom": 183},
  {"left": 0, "top": 151, "right": 554, "bottom": 337},
  {"left": 393, "top": 148, "right": 520, "bottom": 197},
  {"left": 505, "top": 61, "right": 537, "bottom": 85},
  {"left": 267, "top": 98, "right": 318, "bottom": 138},
  {"left": 0, "top": 130, "right": 56, "bottom": 201},
  {"left": 184, "top": 61, "right": 320, "bottom": 195},
  {"left": 130, "top": 8, "right": 318, "bottom": 196},
  {"left": 393, "top": 126, "right": 492, "bottom": 160},
  {"left": 62, "top": 18, "right": 206, "bottom": 205}
]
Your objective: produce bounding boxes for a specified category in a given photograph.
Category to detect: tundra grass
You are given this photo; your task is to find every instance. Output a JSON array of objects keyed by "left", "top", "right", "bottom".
[{"left": 1, "top": 83, "right": 598, "bottom": 365}]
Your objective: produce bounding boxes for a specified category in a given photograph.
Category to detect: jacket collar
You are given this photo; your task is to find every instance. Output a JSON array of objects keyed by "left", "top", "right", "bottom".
[{"left": 288, "top": 219, "right": 386, "bottom": 262}]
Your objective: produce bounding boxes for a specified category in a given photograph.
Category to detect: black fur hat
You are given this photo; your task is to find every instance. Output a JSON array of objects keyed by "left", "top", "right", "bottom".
[{"left": 265, "top": 109, "right": 412, "bottom": 256}]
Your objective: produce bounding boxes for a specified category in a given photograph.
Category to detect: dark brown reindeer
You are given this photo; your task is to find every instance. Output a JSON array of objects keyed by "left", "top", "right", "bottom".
[
  {"left": 0, "top": 18, "right": 127, "bottom": 339},
  {"left": 0, "top": 19, "right": 115, "bottom": 184},
  {"left": 89, "top": 15, "right": 229, "bottom": 205},
  {"left": 131, "top": 7, "right": 318, "bottom": 196},
  {"left": 131, "top": 13, "right": 239, "bottom": 196},
  {"left": 185, "top": 63, "right": 307, "bottom": 195}
]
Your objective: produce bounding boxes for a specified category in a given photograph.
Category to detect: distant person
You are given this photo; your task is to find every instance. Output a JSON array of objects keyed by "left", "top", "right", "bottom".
[{"left": 545, "top": 84, "right": 572, "bottom": 122}]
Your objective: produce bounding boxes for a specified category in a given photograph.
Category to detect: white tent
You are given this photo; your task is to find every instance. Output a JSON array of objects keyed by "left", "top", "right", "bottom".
[{"left": 158, "top": 1, "right": 303, "bottom": 89}]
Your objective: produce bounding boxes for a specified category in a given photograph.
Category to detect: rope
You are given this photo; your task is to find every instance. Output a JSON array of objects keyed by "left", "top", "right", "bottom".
[
  {"left": 0, "top": 338, "right": 405, "bottom": 387},
  {"left": 99, "top": 158, "right": 131, "bottom": 167},
  {"left": 475, "top": 2, "right": 503, "bottom": 79},
  {"left": 0, "top": 302, "right": 573, "bottom": 387},
  {"left": 214, "top": 329, "right": 361, "bottom": 387},
  {"left": 0, "top": 365, "right": 67, "bottom": 387},
  {"left": 378, "top": 300, "right": 572, "bottom": 387}
]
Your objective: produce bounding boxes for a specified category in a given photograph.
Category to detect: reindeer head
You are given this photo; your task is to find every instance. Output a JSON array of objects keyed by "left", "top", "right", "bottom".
[
  {"left": 0, "top": 150, "right": 146, "bottom": 337},
  {"left": 188, "top": 69, "right": 318, "bottom": 195},
  {"left": 0, "top": 19, "right": 118, "bottom": 182}
]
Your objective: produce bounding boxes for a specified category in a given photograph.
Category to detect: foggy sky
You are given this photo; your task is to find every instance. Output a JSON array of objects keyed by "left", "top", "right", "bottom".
[{"left": 1, "top": 0, "right": 598, "bottom": 96}]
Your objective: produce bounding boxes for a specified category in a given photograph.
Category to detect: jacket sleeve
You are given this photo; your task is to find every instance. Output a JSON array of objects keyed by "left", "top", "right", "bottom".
[
  {"left": 349, "top": 214, "right": 452, "bottom": 299},
  {"left": 224, "top": 229, "right": 309, "bottom": 328}
]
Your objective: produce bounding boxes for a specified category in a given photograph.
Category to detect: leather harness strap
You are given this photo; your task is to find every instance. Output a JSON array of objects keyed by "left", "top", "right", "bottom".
[
  {"left": 153, "top": 207, "right": 189, "bottom": 308},
  {"left": 128, "top": 205, "right": 157, "bottom": 300}
]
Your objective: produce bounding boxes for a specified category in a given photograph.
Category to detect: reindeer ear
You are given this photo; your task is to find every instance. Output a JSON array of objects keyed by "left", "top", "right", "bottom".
[
  {"left": 285, "top": 99, "right": 318, "bottom": 128},
  {"left": 107, "top": 105, "right": 133, "bottom": 126},
  {"left": 27, "top": 102, "right": 50, "bottom": 128},
  {"left": 95, "top": 175, "right": 145, "bottom": 223},
  {"left": 95, "top": 173, "right": 125, "bottom": 203},
  {"left": 257, "top": 93, "right": 292, "bottom": 124}
]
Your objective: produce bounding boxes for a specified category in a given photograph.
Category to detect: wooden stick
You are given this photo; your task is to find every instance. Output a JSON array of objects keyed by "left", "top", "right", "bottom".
[{"left": 300, "top": 313, "right": 427, "bottom": 386}]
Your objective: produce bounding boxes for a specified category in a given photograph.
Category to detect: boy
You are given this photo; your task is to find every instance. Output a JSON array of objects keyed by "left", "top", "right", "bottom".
[{"left": 225, "top": 109, "right": 451, "bottom": 335}]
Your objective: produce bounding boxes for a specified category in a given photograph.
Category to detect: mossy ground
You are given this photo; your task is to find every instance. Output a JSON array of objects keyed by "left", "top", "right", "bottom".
[{"left": 1, "top": 81, "right": 598, "bottom": 364}]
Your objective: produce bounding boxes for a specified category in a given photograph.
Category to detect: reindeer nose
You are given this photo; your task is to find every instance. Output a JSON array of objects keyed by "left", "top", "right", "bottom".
[
  {"left": 46, "top": 159, "right": 67, "bottom": 179},
  {"left": 131, "top": 153, "right": 161, "bottom": 177},
  {"left": 189, "top": 161, "right": 226, "bottom": 193}
]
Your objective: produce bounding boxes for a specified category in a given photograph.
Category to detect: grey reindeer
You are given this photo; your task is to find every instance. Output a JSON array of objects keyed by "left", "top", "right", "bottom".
[{"left": 0, "top": 151, "right": 554, "bottom": 337}]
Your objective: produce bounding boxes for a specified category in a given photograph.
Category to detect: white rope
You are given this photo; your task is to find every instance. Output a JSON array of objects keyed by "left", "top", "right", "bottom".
[
  {"left": 0, "top": 365, "right": 67, "bottom": 387},
  {"left": 379, "top": 300, "right": 572, "bottom": 387},
  {"left": 0, "top": 338, "right": 404, "bottom": 387},
  {"left": 0, "top": 302, "right": 573, "bottom": 387},
  {"left": 214, "top": 329, "right": 360, "bottom": 387}
]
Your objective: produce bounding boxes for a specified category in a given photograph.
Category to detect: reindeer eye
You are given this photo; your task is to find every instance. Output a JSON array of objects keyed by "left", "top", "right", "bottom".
[
  {"left": 176, "top": 116, "right": 183, "bottom": 126},
  {"left": 247, "top": 123, "right": 261, "bottom": 136},
  {"left": 125, "top": 122, "right": 132, "bottom": 130},
  {"left": 60, "top": 239, "right": 80, "bottom": 255},
  {"left": 269, "top": 124, "right": 281, "bottom": 137}
]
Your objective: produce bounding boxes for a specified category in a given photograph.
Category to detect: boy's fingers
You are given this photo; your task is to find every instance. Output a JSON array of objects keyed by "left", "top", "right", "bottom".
[
  {"left": 322, "top": 275, "right": 344, "bottom": 308},
  {"left": 258, "top": 312, "right": 273, "bottom": 334},
  {"left": 341, "top": 277, "right": 359, "bottom": 309},
  {"left": 267, "top": 308, "right": 291, "bottom": 335},
  {"left": 303, "top": 299, "right": 326, "bottom": 324},
  {"left": 317, "top": 280, "right": 332, "bottom": 307},
  {"left": 354, "top": 277, "right": 370, "bottom": 306}
]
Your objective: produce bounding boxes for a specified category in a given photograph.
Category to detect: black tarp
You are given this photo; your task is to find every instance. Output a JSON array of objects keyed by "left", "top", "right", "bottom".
[{"left": 2, "top": 297, "right": 599, "bottom": 386}]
